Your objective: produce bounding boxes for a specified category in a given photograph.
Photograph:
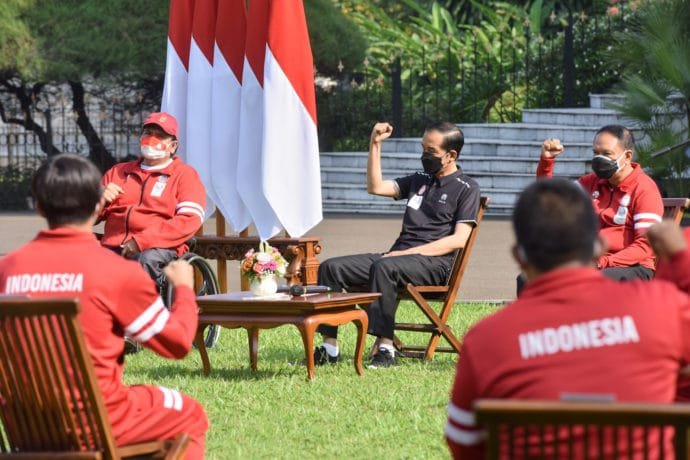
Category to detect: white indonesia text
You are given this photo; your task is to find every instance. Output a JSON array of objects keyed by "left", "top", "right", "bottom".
[
  {"left": 518, "top": 315, "right": 640, "bottom": 359},
  {"left": 4, "top": 273, "right": 84, "bottom": 294}
]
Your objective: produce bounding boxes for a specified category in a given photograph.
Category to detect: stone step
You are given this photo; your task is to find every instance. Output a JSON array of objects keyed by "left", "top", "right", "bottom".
[
  {"left": 322, "top": 170, "right": 576, "bottom": 196},
  {"left": 461, "top": 124, "right": 597, "bottom": 143},
  {"left": 322, "top": 182, "right": 522, "bottom": 207},
  {"left": 380, "top": 137, "right": 593, "bottom": 158},
  {"left": 457, "top": 123, "right": 600, "bottom": 143},
  {"left": 589, "top": 93, "right": 626, "bottom": 109},
  {"left": 322, "top": 197, "right": 513, "bottom": 216},
  {"left": 521, "top": 108, "right": 634, "bottom": 127},
  {"left": 320, "top": 156, "right": 588, "bottom": 181}
]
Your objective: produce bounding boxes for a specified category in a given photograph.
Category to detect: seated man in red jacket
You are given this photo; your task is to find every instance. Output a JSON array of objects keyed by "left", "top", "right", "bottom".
[
  {"left": 0, "top": 154, "right": 208, "bottom": 458},
  {"left": 98, "top": 112, "right": 206, "bottom": 289},
  {"left": 536, "top": 125, "right": 663, "bottom": 281},
  {"left": 446, "top": 178, "right": 690, "bottom": 459}
]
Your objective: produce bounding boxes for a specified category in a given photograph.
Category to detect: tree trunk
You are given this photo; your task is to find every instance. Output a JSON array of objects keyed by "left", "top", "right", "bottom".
[
  {"left": 68, "top": 80, "right": 116, "bottom": 172},
  {"left": 0, "top": 79, "right": 61, "bottom": 156}
]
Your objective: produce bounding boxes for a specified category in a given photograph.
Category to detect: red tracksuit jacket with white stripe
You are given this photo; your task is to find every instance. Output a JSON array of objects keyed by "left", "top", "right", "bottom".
[
  {"left": 0, "top": 228, "right": 198, "bottom": 426},
  {"left": 538, "top": 159, "right": 663, "bottom": 270},
  {"left": 98, "top": 157, "right": 206, "bottom": 256},
  {"left": 446, "top": 267, "right": 690, "bottom": 459}
]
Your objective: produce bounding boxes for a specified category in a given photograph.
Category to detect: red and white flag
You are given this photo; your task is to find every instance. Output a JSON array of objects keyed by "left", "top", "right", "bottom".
[
  {"left": 262, "top": 1, "right": 322, "bottom": 237},
  {"left": 161, "top": 0, "right": 195, "bottom": 158},
  {"left": 186, "top": 0, "right": 219, "bottom": 214},
  {"left": 236, "top": 0, "right": 282, "bottom": 239},
  {"left": 210, "top": 0, "right": 250, "bottom": 231}
]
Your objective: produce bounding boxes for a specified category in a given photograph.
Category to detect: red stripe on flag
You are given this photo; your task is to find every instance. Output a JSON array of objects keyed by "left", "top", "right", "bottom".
[
  {"left": 168, "top": 0, "right": 196, "bottom": 71},
  {"left": 245, "top": 0, "right": 270, "bottom": 87},
  {"left": 192, "top": 0, "right": 218, "bottom": 64},
  {"left": 266, "top": 1, "right": 317, "bottom": 124},
  {"left": 216, "top": 0, "right": 246, "bottom": 82}
]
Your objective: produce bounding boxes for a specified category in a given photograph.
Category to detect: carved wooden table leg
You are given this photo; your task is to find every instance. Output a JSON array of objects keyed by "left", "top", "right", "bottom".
[
  {"left": 298, "top": 318, "right": 317, "bottom": 381},
  {"left": 247, "top": 327, "right": 260, "bottom": 371},
  {"left": 195, "top": 325, "right": 212, "bottom": 376},
  {"left": 350, "top": 310, "right": 368, "bottom": 376}
]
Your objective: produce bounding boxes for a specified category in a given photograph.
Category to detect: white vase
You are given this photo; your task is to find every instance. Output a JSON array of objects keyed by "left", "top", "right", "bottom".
[{"left": 250, "top": 275, "right": 278, "bottom": 297}]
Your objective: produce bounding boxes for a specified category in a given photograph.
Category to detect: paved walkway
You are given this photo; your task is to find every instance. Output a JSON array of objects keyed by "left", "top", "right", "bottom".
[{"left": 0, "top": 212, "right": 518, "bottom": 302}]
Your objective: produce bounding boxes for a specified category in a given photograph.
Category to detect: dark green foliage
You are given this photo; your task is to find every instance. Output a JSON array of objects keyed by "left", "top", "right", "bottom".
[
  {"left": 609, "top": 0, "right": 690, "bottom": 196},
  {"left": 306, "top": 0, "right": 367, "bottom": 76},
  {"left": 0, "top": 164, "right": 35, "bottom": 210}
]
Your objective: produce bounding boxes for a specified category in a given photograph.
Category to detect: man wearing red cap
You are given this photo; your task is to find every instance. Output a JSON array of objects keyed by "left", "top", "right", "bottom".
[{"left": 98, "top": 112, "right": 206, "bottom": 289}]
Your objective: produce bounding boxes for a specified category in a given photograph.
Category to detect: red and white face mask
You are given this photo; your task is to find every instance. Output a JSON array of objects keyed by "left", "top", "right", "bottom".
[{"left": 140, "top": 135, "right": 170, "bottom": 160}]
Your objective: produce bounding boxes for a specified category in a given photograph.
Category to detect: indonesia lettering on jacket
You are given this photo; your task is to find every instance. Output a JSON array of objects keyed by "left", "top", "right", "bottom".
[
  {"left": 4, "top": 272, "right": 84, "bottom": 294},
  {"left": 518, "top": 315, "right": 640, "bottom": 360}
]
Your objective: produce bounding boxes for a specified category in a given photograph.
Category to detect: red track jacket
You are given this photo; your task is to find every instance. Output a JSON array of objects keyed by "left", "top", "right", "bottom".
[
  {"left": 446, "top": 267, "right": 690, "bottom": 459},
  {"left": 98, "top": 157, "right": 206, "bottom": 256},
  {"left": 538, "top": 159, "right": 663, "bottom": 270}
]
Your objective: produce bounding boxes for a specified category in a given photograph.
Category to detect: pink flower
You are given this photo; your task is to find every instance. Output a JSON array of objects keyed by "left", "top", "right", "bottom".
[
  {"left": 255, "top": 252, "right": 272, "bottom": 263},
  {"left": 252, "top": 263, "right": 264, "bottom": 274}
]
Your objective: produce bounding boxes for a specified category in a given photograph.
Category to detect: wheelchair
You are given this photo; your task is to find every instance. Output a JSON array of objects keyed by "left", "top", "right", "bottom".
[
  {"left": 161, "top": 251, "right": 222, "bottom": 348},
  {"left": 97, "top": 232, "right": 222, "bottom": 349}
]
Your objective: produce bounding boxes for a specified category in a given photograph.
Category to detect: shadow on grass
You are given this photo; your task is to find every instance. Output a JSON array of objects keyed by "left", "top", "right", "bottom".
[{"left": 135, "top": 362, "right": 308, "bottom": 381}]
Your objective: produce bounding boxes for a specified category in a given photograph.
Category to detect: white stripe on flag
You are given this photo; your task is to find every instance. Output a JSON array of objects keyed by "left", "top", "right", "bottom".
[
  {"left": 237, "top": 57, "right": 282, "bottom": 239},
  {"left": 262, "top": 48, "right": 322, "bottom": 237}
]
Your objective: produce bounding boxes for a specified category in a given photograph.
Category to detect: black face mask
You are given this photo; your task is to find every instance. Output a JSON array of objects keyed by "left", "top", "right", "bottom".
[
  {"left": 591, "top": 154, "right": 622, "bottom": 179},
  {"left": 421, "top": 153, "right": 444, "bottom": 175}
]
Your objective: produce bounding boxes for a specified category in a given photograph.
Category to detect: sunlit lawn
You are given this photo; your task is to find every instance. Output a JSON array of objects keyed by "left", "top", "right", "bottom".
[{"left": 124, "top": 301, "right": 502, "bottom": 459}]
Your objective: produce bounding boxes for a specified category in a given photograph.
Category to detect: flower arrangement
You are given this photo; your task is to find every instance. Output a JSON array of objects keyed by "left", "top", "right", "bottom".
[{"left": 241, "top": 241, "right": 288, "bottom": 282}]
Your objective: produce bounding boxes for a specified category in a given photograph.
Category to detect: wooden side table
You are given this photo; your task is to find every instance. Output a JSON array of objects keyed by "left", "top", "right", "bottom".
[{"left": 194, "top": 291, "right": 381, "bottom": 380}]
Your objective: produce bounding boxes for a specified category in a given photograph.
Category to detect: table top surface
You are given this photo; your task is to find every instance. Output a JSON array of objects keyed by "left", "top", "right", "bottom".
[{"left": 196, "top": 291, "right": 381, "bottom": 313}]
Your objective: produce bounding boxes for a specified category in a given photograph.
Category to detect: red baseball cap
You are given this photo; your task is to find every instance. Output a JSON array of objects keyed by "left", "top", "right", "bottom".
[{"left": 143, "top": 112, "right": 178, "bottom": 138}]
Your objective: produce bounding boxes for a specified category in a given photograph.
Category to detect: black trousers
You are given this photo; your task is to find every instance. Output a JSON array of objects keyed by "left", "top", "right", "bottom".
[
  {"left": 136, "top": 248, "right": 178, "bottom": 290},
  {"left": 516, "top": 264, "right": 655, "bottom": 294},
  {"left": 316, "top": 252, "right": 452, "bottom": 339}
]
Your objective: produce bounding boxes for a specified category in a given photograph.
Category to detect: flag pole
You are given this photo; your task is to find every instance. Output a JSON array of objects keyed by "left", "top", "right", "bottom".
[{"left": 215, "top": 210, "right": 228, "bottom": 293}]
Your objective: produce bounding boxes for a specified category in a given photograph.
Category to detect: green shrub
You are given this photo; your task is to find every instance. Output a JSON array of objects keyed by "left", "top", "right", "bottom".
[{"left": 0, "top": 165, "right": 35, "bottom": 211}]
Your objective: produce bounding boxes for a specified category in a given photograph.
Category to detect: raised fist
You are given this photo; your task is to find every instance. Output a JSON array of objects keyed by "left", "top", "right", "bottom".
[
  {"left": 541, "top": 138, "right": 564, "bottom": 160},
  {"left": 370, "top": 122, "right": 393, "bottom": 144}
]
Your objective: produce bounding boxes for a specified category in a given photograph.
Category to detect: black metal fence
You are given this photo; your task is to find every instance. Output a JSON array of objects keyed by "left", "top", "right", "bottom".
[{"left": 317, "top": 7, "right": 629, "bottom": 150}]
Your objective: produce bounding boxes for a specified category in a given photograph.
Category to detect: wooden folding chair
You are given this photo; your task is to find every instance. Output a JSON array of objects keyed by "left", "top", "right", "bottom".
[
  {"left": 394, "top": 196, "right": 489, "bottom": 360},
  {"left": 663, "top": 197, "right": 690, "bottom": 225},
  {"left": 475, "top": 399, "right": 690, "bottom": 459},
  {"left": 0, "top": 297, "right": 189, "bottom": 459}
]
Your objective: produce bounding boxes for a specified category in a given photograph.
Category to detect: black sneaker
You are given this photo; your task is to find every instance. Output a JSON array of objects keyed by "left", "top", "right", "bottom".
[
  {"left": 124, "top": 337, "right": 142, "bottom": 355},
  {"left": 313, "top": 345, "right": 340, "bottom": 365},
  {"left": 368, "top": 347, "right": 397, "bottom": 368}
]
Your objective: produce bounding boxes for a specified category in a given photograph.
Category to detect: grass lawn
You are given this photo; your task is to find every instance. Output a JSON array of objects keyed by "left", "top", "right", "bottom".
[{"left": 124, "top": 301, "right": 502, "bottom": 459}]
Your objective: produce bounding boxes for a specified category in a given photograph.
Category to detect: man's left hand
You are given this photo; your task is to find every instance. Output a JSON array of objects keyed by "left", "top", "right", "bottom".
[
  {"left": 647, "top": 221, "right": 687, "bottom": 261},
  {"left": 121, "top": 239, "right": 141, "bottom": 259},
  {"left": 382, "top": 250, "right": 406, "bottom": 258}
]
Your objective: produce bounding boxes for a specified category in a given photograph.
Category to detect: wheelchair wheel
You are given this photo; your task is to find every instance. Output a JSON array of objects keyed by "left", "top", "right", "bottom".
[{"left": 165, "top": 252, "right": 222, "bottom": 348}]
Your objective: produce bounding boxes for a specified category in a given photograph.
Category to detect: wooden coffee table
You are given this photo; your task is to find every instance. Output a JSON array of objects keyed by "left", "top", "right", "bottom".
[{"left": 194, "top": 291, "right": 381, "bottom": 380}]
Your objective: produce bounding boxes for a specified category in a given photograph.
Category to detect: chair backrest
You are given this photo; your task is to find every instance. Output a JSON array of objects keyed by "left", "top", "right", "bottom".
[
  {"left": 663, "top": 197, "right": 690, "bottom": 225},
  {"left": 0, "top": 297, "right": 118, "bottom": 458},
  {"left": 475, "top": 399, "right": 690, "bottom": 459},
  {"left": 443, "top": 196, "right": 489, "bottom": 303}
]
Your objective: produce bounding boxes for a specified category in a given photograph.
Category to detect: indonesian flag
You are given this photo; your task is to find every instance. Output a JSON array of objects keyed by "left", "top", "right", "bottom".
[
  {"left": 236, "top": 0, "right": 281, "bottom": 239},
  {"left": 262, "top": 1, "right": 322, "bottom": 237},
  {"left": 185, "top": 0, "right": 219, "bottom": 214},
  {"left": 161, "top": 0, "right": 194, "bottom": 158},
  {"left": 210, "top": 0, "right": 250, "bottom": 232}
]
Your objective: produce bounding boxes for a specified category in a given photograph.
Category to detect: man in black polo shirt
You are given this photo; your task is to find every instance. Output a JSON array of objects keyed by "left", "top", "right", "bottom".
[{"left": 315, "top": 121, "right": 481, "bottom": 368}]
